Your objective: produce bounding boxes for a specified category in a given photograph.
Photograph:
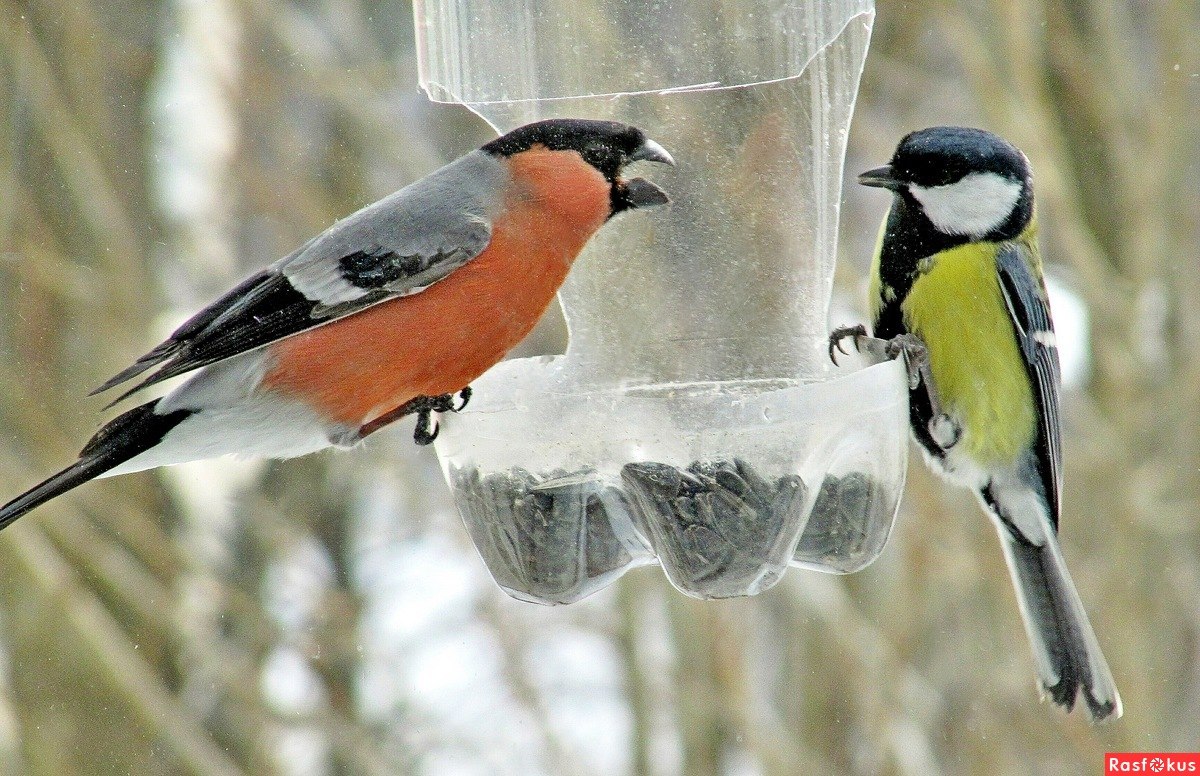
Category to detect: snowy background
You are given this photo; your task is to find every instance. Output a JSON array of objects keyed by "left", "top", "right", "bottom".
[{"left": 0, "top": 0, "right": 1196, "bottom": 774}]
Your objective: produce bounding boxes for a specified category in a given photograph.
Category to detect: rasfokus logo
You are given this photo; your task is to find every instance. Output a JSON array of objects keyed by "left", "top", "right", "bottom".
[{"left": 1106, "top": 753, "right": 1200, "bottom": 774}]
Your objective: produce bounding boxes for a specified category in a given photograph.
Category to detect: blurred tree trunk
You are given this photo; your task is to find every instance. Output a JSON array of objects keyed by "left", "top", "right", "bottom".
[
  {"left": 258, "top": 456, "right": 365, "bottom": 776},
  {"left": 0, "top": 0, "right": 206, "bottom": 772}
]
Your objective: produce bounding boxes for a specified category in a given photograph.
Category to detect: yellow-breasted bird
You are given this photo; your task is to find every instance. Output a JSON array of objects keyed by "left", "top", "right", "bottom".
[{"left": 832, "top": 126, "right": 1121, "bottom": 721}]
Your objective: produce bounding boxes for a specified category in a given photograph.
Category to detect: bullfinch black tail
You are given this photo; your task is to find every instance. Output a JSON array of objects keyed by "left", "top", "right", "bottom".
[
  {"left": 0, "top": 400, "right": 193, "bottom": 529},
  {"left": 993, "top": 522, "right": 1122, "bottom": 721}
]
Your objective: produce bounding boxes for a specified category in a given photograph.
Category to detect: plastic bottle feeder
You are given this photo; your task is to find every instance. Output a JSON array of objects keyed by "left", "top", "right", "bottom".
[{"left": 414, "top": 0, "right": 908, "bottom": 603}]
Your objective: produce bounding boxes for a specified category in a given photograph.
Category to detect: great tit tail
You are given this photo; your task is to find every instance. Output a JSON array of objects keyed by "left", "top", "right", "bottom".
[{"left": 990, "top": 509, "right": 1122, "bottom": 722}]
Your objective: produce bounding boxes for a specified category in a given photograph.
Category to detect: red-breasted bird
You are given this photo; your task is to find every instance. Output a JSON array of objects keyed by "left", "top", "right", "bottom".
[
  {"left": 831, "top": 127, "right": 1120, "bottom": 720},
  {"left": 1, "top": 118, "right": 673, "bottom": 527}
]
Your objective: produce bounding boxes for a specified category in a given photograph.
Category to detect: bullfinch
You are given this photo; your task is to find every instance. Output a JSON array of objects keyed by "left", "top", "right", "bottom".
[
  {"left": 1, "top": 118, "right": 673, "bottom": 527},
  {"left": 831, "top": 127, "right": 1120, "bottom": 720}
]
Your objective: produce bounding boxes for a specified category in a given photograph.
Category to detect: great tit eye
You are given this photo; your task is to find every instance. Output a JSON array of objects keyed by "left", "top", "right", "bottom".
[
  {"left": 926, "top": 170, "right": 960, "bottom": 187},
  {"left": 903, "top": 157, "right": 969, "bottom": 188}
]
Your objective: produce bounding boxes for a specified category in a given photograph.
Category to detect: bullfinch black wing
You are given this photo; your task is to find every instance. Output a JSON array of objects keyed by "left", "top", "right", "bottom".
[{"left": 93, "top": 150, "right": 501, "bottom": 402}]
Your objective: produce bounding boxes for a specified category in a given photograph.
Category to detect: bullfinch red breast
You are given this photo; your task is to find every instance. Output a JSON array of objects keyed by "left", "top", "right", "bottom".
[{"left": 1, "top": 118, "right": 673, "bottom": 527}]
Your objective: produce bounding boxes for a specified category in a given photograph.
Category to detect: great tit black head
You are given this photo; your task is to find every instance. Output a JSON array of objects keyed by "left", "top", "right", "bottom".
[{"left": 859, "top": 126, "right": 1033, "bottom": 241}]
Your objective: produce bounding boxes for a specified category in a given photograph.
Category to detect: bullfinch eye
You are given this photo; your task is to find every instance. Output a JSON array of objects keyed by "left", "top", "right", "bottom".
[{"left": 581, "top": 143, "right": 622, "bottom": 177}]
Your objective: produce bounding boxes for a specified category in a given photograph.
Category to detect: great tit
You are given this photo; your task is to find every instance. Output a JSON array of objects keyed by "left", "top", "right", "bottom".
[{"left": 832, "top": 126, "right": 1121, "bottom": 721}]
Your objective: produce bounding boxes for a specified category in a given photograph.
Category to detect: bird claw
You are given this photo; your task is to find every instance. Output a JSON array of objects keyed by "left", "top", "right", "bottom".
[
  {"left": 878, "top": 332, "right": 949, "bottom": 422},
  {"left": 412, "top": 409, "right": 440, "bottom": 446},
  {"left": 452, "top": 385, "right": 472, "bottom": 412},
  {"left": 828, "top": 327, "right": 933, "bottom": 393},
  {"left": 356, "top": 386, "right": 474, "bottom": 443},
  {"left": 410, "top": 386, "right": 472, "bottom": 446},
  {"left": 828, "top": 324, "right": 868, "bottom": 365},
  {"left": 829, "top": 329, "right": 945, "bottom": 419},
  {"left": 829, "top": 324, "right": 907, "bottom": 367}
]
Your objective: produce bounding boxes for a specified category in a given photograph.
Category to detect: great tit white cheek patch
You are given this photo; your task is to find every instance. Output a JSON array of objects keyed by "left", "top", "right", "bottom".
[{"left": 909, "top": 172, "right": 1023, "bottom": 239}]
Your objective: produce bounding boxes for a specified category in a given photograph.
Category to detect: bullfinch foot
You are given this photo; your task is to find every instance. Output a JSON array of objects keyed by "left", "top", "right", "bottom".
[
  {"left": 412, "top": 407, "right": 440, "bottom": 446},
  {"left": 452, "top": 385, "right": 472, "bottom": 412},
  {"left": 357, "top": 386, "right": 472, "bottom": 443},
  {"left": 408, "top": 387, "right": 473, "bottom": 446}
]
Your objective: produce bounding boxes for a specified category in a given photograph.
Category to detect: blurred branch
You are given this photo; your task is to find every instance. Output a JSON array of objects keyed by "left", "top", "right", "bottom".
[
  {"left": 615, "top": 577, "right": 654, "bottom": 776},
  {"left": 665, "top": 597, "right": 728, "bottom": 776},
  {"left": 482, "top": 595, "right": 597, "bottom": 776},
  {"left": 0, "top": 523, "right": 246, "bottom": 776},
  {"left": 0, "top": 2, "right": 143, "bottom": 296},
  {"left": 777, "top": 572, "right": 944, "bottom": 776}
]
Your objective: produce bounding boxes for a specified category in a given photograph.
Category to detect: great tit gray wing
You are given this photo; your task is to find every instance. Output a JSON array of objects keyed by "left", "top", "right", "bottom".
[{"left": 996, "top": 243, "right": 1063, "bottom": 529}]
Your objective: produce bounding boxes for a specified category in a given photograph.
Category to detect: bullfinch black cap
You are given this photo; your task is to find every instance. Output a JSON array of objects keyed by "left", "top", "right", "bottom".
[{"left": 481, "top": 119, "right": 674, "bottom": 182}]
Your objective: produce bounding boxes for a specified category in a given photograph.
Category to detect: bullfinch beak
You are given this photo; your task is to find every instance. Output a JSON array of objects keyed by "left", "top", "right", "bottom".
[
  {"left": 621, "top": 177, "right": 671, "bottom": 210},
  {"left": 617, "top": 137, "right": 674, "bottom": 211},
  {"left": 630, "top": 138, "right": 675, "bottom": 167}
]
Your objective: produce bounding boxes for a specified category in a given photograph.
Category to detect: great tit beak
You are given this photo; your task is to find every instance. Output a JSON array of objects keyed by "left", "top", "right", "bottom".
[
  {"left": 621, "top": 177, "right": 670, "bottom": 210},
  {"left": 630, "top": 138, "right": 675, "bottom": 166},
  {"left": 858, "top": 164, "right": 902, "bottom": 190}
]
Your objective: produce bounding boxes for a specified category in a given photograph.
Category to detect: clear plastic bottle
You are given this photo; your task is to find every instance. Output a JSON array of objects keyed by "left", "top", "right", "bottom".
[{"left": 415, "top": 0, "right": 908, "bottom": 603}]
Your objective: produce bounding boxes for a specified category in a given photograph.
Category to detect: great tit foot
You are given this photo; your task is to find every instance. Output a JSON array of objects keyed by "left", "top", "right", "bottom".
[
  {"left": 883, "top": 332, "right": 927, "bottom": 362},
  {"left": 881, "top": 333, "right": 947, "bottom": 419},
  {"left": 828, "top": 324, "right": 869, "bottom": 365},
  {"left": 883, "top": 333, "right": 930, "bottom": 390}
]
